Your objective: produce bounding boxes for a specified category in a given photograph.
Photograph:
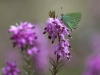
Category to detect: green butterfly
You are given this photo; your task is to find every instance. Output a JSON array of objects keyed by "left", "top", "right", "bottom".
[{"left": 60, "top": 8, "right": 82, "bottom": 31}]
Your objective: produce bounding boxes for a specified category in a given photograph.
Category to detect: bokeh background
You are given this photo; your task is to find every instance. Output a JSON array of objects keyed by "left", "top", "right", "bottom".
[{"left": 0, "top": 0, "right": 100, "bottom": 75}]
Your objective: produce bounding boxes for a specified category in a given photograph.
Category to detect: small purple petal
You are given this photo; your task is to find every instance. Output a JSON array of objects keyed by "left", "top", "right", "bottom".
[
  {"left": 2, "top": 61, "right": 20, "bottom": 75},
  {"left": 27, "top": 49, "right": 33, "bottom": 55},
  {"left": 31, "top": 47, "right": 39, "bottom": 54}
]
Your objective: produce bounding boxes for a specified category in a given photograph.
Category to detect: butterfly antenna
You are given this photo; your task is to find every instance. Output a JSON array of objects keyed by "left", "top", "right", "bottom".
[
  {"left": 61, "top": 7, "right": 64, "bottom": 15},
  {"left": 54, "top": 10, "right": 55, "bottom": 14}
]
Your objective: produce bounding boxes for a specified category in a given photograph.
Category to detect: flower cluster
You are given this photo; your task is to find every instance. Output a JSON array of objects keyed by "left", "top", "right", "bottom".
[
  {"left": 8, "top": 22, "right": 37, "bottom": 49},
  {"left": 54, "top": 39, "right": 71, "bottom": 60},
  {"left": 8, "top": 22, "right": 39, "bottom": 55},
  {"left": 43, "top": 17, "right": 72, "bottom": 60},
  {"left": 2, "top": 61, "right": 20, "bottom": 75},
  {"left": 82, "top": 54, "right": 100, "bottom": 75}
]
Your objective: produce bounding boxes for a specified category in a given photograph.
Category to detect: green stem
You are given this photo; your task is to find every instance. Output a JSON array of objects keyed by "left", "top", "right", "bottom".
[
  {"left": 21, "top": 46, "right": 35, "bottom": 75},
  {"left": 52, "top": 54, "right": 60, "bottom": 75}
]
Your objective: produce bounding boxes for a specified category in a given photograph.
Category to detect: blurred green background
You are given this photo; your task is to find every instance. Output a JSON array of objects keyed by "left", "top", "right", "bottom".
[{"left": 0, "top": 0, "right": 100, "bottom": 75}]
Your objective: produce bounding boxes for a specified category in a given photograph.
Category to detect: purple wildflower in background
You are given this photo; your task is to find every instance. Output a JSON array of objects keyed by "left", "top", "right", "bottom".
[
  {"left": 8, "top": 22, "right": 37, "bottom": 49},
  {"left": 82, "top": 53, "right": 100, "bottom": 75},
  {"left": 43, "top": 17, "right": 71, "bottom": 60},
  {"left": 7, "top": 22, "right": 40, "bottom": 55},
  {"left": 31, "top": 25, "right": 49, "bottom": 74},
  {"left": 2, "top": 61, "right": 20, "bottom": 75}
]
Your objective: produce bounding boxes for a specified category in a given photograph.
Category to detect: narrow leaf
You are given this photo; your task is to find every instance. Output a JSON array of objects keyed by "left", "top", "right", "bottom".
[
  {"left": 49, "top": 69, "right": 53, "bottom": 75},
  {"left": 49, "top": 57, "right": 56, "bottom": 65}
]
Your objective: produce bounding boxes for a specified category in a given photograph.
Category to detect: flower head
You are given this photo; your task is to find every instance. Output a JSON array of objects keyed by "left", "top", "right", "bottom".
[
  {"left": 43, "top": 17, "right": 71, "bottom": 43},
  {"left": 2, "top": 61, "right": 20, "bottom": 75},
  {"left": 82, "top": 54, "right": 100, "bottom": 75},
  {"left": 8, "top": 22, "right": 37, "bottom": 49}
]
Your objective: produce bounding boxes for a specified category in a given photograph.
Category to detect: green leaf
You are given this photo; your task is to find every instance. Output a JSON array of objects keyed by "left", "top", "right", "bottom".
[
  {"left": 31, "top": 70, "right": 35, "bottom": 75},
  {"left": 24, "top": 71, "right": 29, "bottom": 75},
  {"left": 57, "top": 64, "right": 64, "bottom": 70},
  {"left": 61, "top": 12, "right": 82, "bottom": 31},
  {"left": 49, "top": 69, "right": 53, "bottom": 75},
  {"left": 49, "top": 57, "right": 56, "bottom": 65},
  {"left": 21, "top": 51, "right": 35, "bottom": 75}
]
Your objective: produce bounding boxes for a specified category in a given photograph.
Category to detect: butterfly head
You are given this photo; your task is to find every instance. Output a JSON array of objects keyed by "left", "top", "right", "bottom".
[{"left": 61, "top": 7, "right": 64, "bottom": 16}]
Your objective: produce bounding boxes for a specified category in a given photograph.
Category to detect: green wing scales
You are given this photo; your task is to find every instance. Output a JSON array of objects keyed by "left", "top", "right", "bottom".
[{"left": 62, "top": 12, "right": 82, "bottom": 30}]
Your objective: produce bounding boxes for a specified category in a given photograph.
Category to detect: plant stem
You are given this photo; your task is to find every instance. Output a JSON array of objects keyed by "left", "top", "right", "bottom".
[
  {"left": 21, "top": 46, "right": 35, "bottom": 75},
  {"left": 53, "top": 54, "right": 60, "bottom": 75}
]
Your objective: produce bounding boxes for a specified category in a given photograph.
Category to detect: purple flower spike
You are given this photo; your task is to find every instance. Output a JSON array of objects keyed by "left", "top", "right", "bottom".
[
  {"left": 43, "top": 17, "right": 71, "bottom": 43},
  {"left": 2, "top": 61, "right": 20, "bottom": 75},
  {"left": 8, "top": 22, "right": 37, "bottom": 49},
  {"left": 43, "top": 17, "right": 72, "bottom": 60}
]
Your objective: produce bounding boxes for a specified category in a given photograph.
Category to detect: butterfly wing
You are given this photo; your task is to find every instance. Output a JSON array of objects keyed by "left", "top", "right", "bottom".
[{"left": 62, "top": 12, "right": 82, "bottom": 30}]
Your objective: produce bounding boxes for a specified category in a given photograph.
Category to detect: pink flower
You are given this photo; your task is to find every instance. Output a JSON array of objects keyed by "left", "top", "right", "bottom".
[
  {"left": 54, "top": 40, "right": 71, "bottom": 60},
  {"left": 31, "top": 24, "right": 49, "bottom": 74},
  {"left": 85, "top": 54, "right": 100, "bottom": 71},
  {"left": 43, "top": 17, "right": 71, "bottom": 43},
  {"left": 8, "top": 22, "right": 37, "bottom": 49},
  {"left": 2, "top": 60, "right": 20, "bottom": 75},
  {"left": 82, "top": 53, "right": 100, "bottom": 75}
]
